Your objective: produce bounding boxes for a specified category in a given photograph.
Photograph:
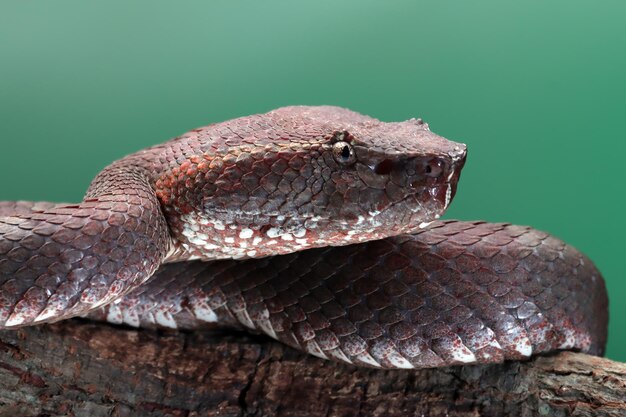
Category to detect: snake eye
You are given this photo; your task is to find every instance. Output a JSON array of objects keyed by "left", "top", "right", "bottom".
[{"left": 332, "top": 141, "right": 356, "bottom": 166}]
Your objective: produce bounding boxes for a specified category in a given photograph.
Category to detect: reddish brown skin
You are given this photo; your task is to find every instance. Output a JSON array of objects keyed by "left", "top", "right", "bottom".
[{"left": 0, "top": 106, "right": 608, "bottom": 369}]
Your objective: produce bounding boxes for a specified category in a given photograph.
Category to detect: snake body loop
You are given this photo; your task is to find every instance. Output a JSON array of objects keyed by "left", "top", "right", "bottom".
[{"left": 0, "top": 106, "right": 608, "bottom": 369}]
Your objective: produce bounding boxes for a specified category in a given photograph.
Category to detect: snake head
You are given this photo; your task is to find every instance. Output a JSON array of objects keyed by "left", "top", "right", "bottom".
[
  {"left": 314, "top": 112, "right": 467, "bottom": 241},
  {"left": 160, "top": 106, "right": 467, "bottom": 260}
]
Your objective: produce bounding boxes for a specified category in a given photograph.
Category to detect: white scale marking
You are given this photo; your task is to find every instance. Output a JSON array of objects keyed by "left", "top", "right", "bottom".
[
  {"left": 33, "top": 308, "right": 59, "bottom": 324},
  {"left": 192, "top": 303, "right": 218, "bottom": 323},
  {"left": 355, "top": 351, "right": 382, "bottom": 367},
  {"left": 254, "top": 309, "right": 278, "bottom": 340},
  {"left": 234, "top": 308, "right": 256, "bottom": 329},
  {"left": 488, "top": 338, "right": 503, "bottom": 350},
  {"left": 558, "top": 328, "right": 578, "bottom": 349},
  {"left": 326, "top": 348, "right": 353, "bottom": 364},
  {"left": 450, "top": 345, "right": 477, "bottom": 364},
  {"left": 387, "top": 349, "right": 415, "bottom": 369},
  {"left": 304, "top": 340, "right": 328, "bottom": 360},
  {"left": 444, "top": 184, "right": 452, "bottom": 210},
  {"left": 189, "top": 236, "right": 209, "bottom": 246},
  {"left": 266, "top": 227, "right": 281, "bottom": 238},
  {"left": 155, "top": 310, "right": 178, "bottom": 329},
  {"left": 144, "top": 312, "right": 156, "bottom": 325},
  {"left": 106, "top": 303, "right": 123, "bottom": 325},
  {"left": 472, "top": 328, "right": 502, "bottom": 351},
  {"left": 123, "top": 308, "right": 140, "bottom": 328},
  {"left": 514, "top": 335, "right": 533, "bottom": 357}
]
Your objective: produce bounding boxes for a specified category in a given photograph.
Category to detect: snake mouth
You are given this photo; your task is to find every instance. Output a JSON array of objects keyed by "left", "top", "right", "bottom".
[
  {"left": 435, "top": 181, "right": 456, "bottom": 211},
  {"left": 365, "top": 181, "right": 455, "bottom": 231}
]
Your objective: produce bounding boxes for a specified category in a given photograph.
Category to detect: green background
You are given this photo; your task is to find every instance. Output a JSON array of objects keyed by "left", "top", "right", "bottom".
[{"left": 1, "top": 1, "right": 624, "bottom": 361}]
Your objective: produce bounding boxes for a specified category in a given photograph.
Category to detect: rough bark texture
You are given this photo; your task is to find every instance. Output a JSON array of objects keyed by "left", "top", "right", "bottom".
[{"left": 0, "top": 320, "right": 624, "bottom": 417}]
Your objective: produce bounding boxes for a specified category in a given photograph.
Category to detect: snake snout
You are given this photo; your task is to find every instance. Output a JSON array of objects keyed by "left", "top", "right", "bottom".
[{"left": 399, "top": 154, "right": 462, "bottom": 190}]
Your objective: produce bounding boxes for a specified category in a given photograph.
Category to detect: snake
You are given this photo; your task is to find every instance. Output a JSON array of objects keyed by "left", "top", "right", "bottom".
[{"left": 0, "top": 106, "right": 608, "bottom": 369}]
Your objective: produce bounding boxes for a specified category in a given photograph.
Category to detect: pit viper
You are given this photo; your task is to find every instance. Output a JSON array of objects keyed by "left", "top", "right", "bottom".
[{"left": 0, "top": 106, "right": 607, "bottom": 369}]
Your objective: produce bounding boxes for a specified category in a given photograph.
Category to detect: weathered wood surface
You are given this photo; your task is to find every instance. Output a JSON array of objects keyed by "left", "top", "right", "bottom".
[{"left": 0, "top": 320, "right": 624, "bottom": 417}]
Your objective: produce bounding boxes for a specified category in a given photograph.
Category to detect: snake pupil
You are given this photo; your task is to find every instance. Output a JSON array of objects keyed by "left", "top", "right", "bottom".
[{"left": 332, "top": 141, "right": 356, "bottom": 165}]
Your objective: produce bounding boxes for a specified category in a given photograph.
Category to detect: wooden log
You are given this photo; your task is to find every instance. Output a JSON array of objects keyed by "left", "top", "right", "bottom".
[{"left": 0, "top": 320, "right": 624, "bottom": 417}]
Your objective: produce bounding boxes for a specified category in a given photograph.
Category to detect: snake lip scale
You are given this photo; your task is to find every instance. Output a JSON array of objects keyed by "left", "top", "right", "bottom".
[{"left": 0, "top": 106, "right": 608, "bottom": 369}]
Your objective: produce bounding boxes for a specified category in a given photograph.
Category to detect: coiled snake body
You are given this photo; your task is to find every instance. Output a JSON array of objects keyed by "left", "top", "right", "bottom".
[{"left": 0, "top": 106, "right": 608, "bottom": 369}]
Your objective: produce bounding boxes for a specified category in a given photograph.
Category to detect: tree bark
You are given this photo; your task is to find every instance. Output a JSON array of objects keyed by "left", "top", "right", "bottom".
[{"left": 0, "top": 320, "right": 624, "bottom": 417}]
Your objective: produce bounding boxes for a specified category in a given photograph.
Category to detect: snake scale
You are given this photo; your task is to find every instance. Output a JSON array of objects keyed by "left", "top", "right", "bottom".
[{"left": 0, "top": 106, "right": 608, "bottom": 369}]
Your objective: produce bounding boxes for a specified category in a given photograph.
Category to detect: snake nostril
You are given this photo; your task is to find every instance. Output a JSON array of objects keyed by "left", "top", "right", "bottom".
[
  {"left": 424, "top": 158, "right": 445, "bottom": 178},
  {"left": 374, "top": 159, "right": 394, "bottom": 175}
]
